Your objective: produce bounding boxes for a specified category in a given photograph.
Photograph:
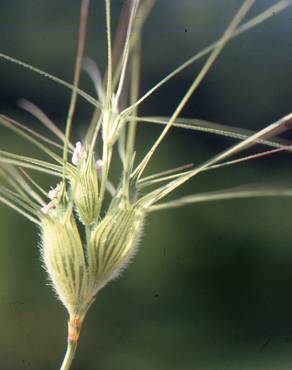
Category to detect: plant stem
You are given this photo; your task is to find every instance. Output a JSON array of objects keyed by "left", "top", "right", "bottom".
[
  {"left": 105, "top": 0, "right": 113, "bottom": 101},
  {"left": 123, "top": 32, "right": 141, "bottom": 199},
  {"left": 59, "top": 315, "right": 83, "bottom": 370},
  {"left": 60, "top": 339, "right": 78, "bottom": 370}
]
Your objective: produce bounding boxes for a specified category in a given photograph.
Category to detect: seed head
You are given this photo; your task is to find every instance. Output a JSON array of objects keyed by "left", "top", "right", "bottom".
[
  {"left": 88, "top": 201, "right": 145, "bottom": 293},
  {"left": 41, "top": 209, "right": 91, "bottom": 317},
  {"left": 70, "top": 143, "right": 100, "bottom": 225}
]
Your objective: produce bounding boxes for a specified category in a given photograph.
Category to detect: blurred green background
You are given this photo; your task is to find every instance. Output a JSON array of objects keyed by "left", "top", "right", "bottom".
[{"left": 1, "top": 1, "right": 292, "bottom": 369}]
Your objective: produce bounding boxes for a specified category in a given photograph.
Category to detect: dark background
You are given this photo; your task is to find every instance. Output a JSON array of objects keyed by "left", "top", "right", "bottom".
[{"left": 1, "top": 1, "right": 292, "bottom": 369}]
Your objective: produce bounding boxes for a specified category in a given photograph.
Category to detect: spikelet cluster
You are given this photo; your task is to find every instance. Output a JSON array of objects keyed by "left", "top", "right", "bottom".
[{"left": 39, "top": 148, "right": 146, "bottom": 318}]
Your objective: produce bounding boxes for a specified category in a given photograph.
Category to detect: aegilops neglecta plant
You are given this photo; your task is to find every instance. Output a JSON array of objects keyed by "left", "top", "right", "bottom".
[{"left": 1, "top": 0, "right": 292, "bottom": 369}]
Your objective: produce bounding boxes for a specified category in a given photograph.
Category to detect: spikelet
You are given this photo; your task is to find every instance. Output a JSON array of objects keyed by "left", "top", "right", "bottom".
[
  {"left": 40, "top": 205, "right": 90, "bottom": 318},
  {"left": 70, "top": 142, "right": 100, "bottom": 225},
  {"left": 88, "top": 200, "right": 145, "bottom": 293}
]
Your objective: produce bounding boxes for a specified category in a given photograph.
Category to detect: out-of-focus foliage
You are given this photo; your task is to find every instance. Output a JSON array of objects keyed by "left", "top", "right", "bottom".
[{"left": 0, "top": 1, "right": 292, "bottom": 369}]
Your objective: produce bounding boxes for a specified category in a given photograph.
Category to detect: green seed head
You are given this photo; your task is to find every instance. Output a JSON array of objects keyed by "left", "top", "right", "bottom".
[
  {"left": 88, "top": 201, "right": 145, "bottom": 293},
  {"left": 70, "top": 142, "right": 100, "bottom": 225},
  {"left": 40, "top": 183, "right": 146, "bottom": 316},
  {"left": 41, "top": 208, "right": 91, "bottom": 317}
]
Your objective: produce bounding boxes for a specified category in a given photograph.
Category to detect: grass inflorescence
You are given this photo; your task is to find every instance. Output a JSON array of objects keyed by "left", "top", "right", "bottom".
[{"left": 1, "top": 1, "right": 292, "bottom": 369}]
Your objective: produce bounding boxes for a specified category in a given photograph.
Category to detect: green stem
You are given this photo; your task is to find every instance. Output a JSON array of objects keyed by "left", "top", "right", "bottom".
[
  {"left": 59, "top": 315, "right": 83, "bottom": 370},
  {"left": 123, "top": 33, "right": 141, "bottom": 199},
  {"left": 59, "top": 340, "right": 78, "bottom": 370},
  {"left": 105, "top": 0, "right": 113, "bottom": 101}
]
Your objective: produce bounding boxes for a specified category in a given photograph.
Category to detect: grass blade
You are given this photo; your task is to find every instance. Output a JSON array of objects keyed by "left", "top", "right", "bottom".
[
  {"left": 136, "top": 116, "right": 292, "bottom": 149},
  {"left": 123, "top": 0, "right": 292, "bottom": 113},
  {"left": 0, "top": 150, "right": 63, "bottom": 173},
  {"left": 132, "top": 0, "right": 256, "bottom": 180},
  {"left": 0, "top": 193, "right": 40, "bottom": 224},
  {"left": 0, "top": 115, "right": 64, "bottom": 163},
  {"left": 18, "top": 99, "right": 73, "bottom": 149},
  {"left": 141, "top": 114, "right": 292, "bottom": 206},
  {"left": 0, "top": 52, "right": 100, "bottom": 108},
  {"left": 149, "top": 187, "right": 292, "bottom": 211}
]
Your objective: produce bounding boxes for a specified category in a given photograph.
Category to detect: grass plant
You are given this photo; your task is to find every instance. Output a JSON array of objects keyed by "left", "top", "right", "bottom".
[{"left": 0, "top": 1, "right": 292, "bottom": 369}]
